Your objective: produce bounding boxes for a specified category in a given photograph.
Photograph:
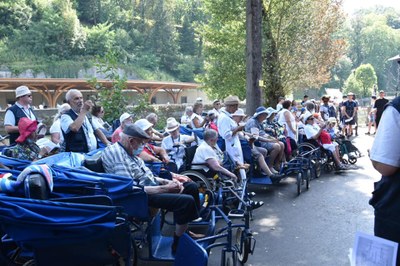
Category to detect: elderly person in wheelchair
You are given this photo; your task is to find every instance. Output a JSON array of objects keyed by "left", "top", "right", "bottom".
[
  {"left": 161, "top": 117, "right": 196, "bottom": 172},
  {"left": 192, "top": 129, "right": 263, "bottom": 209},
  {"left": 192, "top": 129, "right": 238, "bottom": 182},
  {"left": 101, "top": 124, "right": 203, "bottom": 253},
  {"left": 303, "top": 112, "right": 347, "bottom": 171}
]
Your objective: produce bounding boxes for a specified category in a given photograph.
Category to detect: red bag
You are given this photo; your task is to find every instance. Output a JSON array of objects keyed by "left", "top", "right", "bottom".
[{"left": 285, "top": 137, "right": 292, "bottom": 156}]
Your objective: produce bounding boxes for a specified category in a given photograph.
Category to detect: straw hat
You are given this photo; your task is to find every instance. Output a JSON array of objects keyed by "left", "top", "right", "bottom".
[
  {"left": 15, "top": 85, "right": 31, "bottom": 98},
  {"left": 224, "top": 95, "right": 240, "bottom": 106},
  {"left": 232, "top": 108, "right": 246, "bottom": 117},
  {"left": 165, "top": 117, "right": 180, "bottom": 132}
]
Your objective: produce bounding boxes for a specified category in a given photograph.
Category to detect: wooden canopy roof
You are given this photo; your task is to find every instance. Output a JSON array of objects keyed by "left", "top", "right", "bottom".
[{"left": 0, "top": 78, "right": 201, "bottom": 107}]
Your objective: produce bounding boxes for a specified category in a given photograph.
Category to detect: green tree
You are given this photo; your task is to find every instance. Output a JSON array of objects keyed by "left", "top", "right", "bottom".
[
  {"left": 354, "top": 64, "right": 377, "bottom": 97},
  {"left": 199, "top": 0, "right": 247, "bottom": 99},
  {"left": 262, "top": 0, "right": 346, "bottom": 105},
  {"left": 343, "top": 73, "right": 362, "bottom": 96},
  {"left": 89, "top": 51, "right": 128, "bottom": 122}
]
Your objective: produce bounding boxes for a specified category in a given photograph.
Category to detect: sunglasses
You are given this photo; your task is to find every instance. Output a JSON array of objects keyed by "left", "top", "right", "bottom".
[{"left": 25, "top": 94, "right": 32, "bottom": 98}]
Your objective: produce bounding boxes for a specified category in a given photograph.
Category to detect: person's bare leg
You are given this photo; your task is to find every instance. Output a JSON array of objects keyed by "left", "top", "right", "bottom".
[
  {"left": 175, "top": 224, "right": 189, "bottom": 237},
  {"left": 258, "top": 155, "right": 273, "bottom": 176}
]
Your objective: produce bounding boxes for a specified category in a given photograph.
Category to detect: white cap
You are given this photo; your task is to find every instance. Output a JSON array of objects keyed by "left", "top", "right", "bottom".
[
  {"left": 232, "top": 108, "right": 246, "bottom": 117},
  {"left": 196, "top": 97, "right": 203, "bottom": 102},
  {"left": 15, "top": 85, "right": 31, "bottom": 98},
  {"left": 134, "top": 119, "right": 153, "bottom": 131},
  {"left": 119, "top": 113, "right": 131, "bottom": 124}
]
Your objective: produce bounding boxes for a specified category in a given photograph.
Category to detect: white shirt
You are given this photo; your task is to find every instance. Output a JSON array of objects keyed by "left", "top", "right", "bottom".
[
  {"left": 61, "top": 111, "right": 99, "bottom": 152},
  {"left": 370, "top": 106, "right": 400, "bottom": 168},
  {"left": 190, "top": 113, "right": 204, "bottom": 129},
  {"left": 217, "top": 109, "right": 244, "bottom": 164},
  {"left": 192, "top": 141, "right": 224, "bottom": 171},
  {"left": 278, "top": 109, "right": 297, "bottom": 141},
  {"left": 304, "top": 123, "right": 320, "bottom": 140},
  {"left": 4, "top": 102, "right": 37, "bottom": 126},
  {"left": 49, "top": 119, "right": 64, "bottom": 144},
  {"left": 161, "top": 134, "right": 193, "bottom": 169},
  {"left": 181, "top": 114, "right": 192, "bottom": 125}
]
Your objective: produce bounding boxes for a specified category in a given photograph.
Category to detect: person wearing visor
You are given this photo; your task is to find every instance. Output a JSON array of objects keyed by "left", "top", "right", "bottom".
[
  {"left": 4, "top": 85, "right": 37, "bottom": 145},
  {"left": 101, "top": 124, "right": 203, "bottom": 253}
]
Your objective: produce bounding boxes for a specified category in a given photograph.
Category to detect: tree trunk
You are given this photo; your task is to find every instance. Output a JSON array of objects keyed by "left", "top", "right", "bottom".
[
  {"left": 246, "top": 0, "right": 263, "bottom": 115},
  {"left": 262, "top": 10, "right": 284, "bottom": 108}
]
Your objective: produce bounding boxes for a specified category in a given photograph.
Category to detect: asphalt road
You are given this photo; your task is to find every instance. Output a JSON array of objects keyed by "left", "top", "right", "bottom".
[
  {"left": 240, "top": 127, "right": 379, "bottom": 266},
  {"left": 138, "top": 126, "right": 380, "bottom": 266}
]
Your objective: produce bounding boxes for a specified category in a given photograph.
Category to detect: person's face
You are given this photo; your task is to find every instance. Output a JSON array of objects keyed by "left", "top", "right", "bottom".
[
  {"left": 121, "top": 118, "right": 133, "bottom": 129},
  {"left": 20, "top": 94, "right": 33, "bottom": 105},
  {"left": 69, "top": 92, "right": 83, "bottom": 111},
  {"left": 213, "top": 101, "right": 221, "bottom": 109},
  {"left": 257, "top": 113, "right": 267, "bottom": 122},
  {"left": 98, "top": 108, "right": 105, "bottom": 118},
  {"left": 144, "top": 127, "right": 153, "bottom": 143},
  {"left": 348, "top": 95, "right": 353, "bottom": 100},
  {"left": 306, "top": 117, "right": 314, "bottom": 124},
  {"left": 128, "top": 136, "right": 145, "bottom": 151},
  {"left": 195, "top": 105, "right": 203, "bottom": 114},
  {"left": 380, "top": 92, "right": 385, "bottom": 98},
  {"left": 232, "top": 115, "right": 242, "bottom": 123},
  {"left": 170, "top": 128, "right": 180, "bottom": 139},
  {"left": 226, "top": 104, "right": 238, "bottom": 113},
  {"left": 208, "top": 137, "right": 218, "bottom": 147}
]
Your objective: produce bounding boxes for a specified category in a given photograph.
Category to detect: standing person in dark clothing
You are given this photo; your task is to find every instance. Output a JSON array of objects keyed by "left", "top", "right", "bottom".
[
  {"left": 369, "top": 96, "right": 400, "bottom": 264},
  {"left": 341, "top": 92, "right": 358, "bottom": 137},
  {"left": 4, "top": 86, "right": 37, "bottom": 145},
  {"left": 373, "top": 90, "right": 389, "bottom": 129}
]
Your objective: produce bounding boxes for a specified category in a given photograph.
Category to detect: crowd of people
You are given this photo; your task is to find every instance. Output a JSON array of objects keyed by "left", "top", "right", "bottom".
[{"left": 1, "top": 85, "right": 393, "bottom": 254}]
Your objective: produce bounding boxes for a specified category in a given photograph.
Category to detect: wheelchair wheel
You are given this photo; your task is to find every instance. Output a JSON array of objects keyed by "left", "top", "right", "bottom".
[
  {"left": 348, "top": 157, "right": 357, "bottom": 164},
  {"left": 341, "top": 159, "right": 348, "bottom": 165},
  {"left": 306, "top": 170, "right": 311, "bottom": 190},
  {"left": 312, "top": 161, "right": 321, "bottom": 178},
  {"left": 23, "top": 260, "right": 35, "bottom": 266},
  {"left": 324, "top": 164, "right": 334, "bottom": 173},
  {"left": 181, "top": 170, "right": 213, "bottom": 191},
  {"left": 236, "top": 228, "right": 251, "bottom": 264},
  {"left": 297, "top": 172, "right": 302, "bottom": 196}
]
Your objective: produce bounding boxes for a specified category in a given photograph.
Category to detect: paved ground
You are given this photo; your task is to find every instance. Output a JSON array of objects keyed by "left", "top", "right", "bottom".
[{"left": 138, "top": 125, "right": 380, "bottom": 266}]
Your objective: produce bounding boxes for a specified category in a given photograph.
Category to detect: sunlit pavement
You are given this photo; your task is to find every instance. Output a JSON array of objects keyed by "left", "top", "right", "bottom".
[{"left": 243, "top": 126, "right": 379, "bottom": 266}]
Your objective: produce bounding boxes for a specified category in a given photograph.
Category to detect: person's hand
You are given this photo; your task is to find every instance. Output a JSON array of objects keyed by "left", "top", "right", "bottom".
[
  {"left": 82, "top": 100, "right": 94, "bottom": 113},
  {"left": 173, "top": 174, "right": 192, "bottom": 183},
  {"left": 162, "top": 156, "right": 170, "bottom": 164},
  {"left": 164, "top": 180, "right": 182, "bottom": 193},
  {"left": 39, "top": 147, "right": 49, "bottom": 157}
]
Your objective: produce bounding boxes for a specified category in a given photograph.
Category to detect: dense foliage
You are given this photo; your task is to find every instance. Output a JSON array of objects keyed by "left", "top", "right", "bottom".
[{"left": 0, "top": 0, "right": 204, "bottom": 81}]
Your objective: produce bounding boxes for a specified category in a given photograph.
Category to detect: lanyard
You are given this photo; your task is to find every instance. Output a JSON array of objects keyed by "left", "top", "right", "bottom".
[{"left": 21, "top": 107, "right": 34, "bottom": 120}]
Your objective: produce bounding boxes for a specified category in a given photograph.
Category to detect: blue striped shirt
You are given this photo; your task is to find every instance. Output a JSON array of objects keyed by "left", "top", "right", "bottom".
[{"left": 101, "top": 142, "right": 158, "bottom": 186}]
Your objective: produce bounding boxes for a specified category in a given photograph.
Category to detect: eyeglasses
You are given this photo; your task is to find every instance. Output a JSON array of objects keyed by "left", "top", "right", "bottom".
[{"left": 25, "top": 94, "right": 32, "bottom": 98}]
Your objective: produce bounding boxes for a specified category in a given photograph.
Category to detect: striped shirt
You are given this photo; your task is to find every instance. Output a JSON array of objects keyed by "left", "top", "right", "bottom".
[{"left": 101, "top": 142, "right": 158, "bottom": 186}]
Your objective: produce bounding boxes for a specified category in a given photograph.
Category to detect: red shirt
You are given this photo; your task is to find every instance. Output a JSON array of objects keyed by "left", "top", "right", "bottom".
[{"left": 319, "top": 130, "right": 332, "bottom": 144}]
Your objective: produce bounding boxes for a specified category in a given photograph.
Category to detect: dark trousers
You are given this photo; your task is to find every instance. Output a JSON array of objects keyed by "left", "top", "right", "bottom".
[
  {"left": 374, "top": 214, "right": 400, "bottom": 265},
  {"left": 147, "top": 182, "right": 199, "bottom": 225}
]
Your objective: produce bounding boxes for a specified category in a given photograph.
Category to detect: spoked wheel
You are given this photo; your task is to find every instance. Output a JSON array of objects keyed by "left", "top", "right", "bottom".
[
  {"left": 348, "top": 157, "right": 357, "bottom": 164},
  {"left": 296, "top": 172, "right": 302, "bottom": 196},
  {"left": 306, "top": 169, "right": 311, "bottom": 190},
  {"left": 341, "top": 159, "right": 349, "bottom": 165},
  {"left": 23, "top": 259, "right": 36, "bottom": 266},
  {"left": 324, "top": 164, "right": 334, "bottom": 173},
  {"left": 128, "top": 237, "right": 138, "bottom": 266},
  {"left": 223, "top": 251, "right": 237, "bottom": 266},
  {"left": 312, "top": 160, "right": 321, "bottom": 178},
  {"left": 181, "top": 170, "right": 213, "bottom": 191},
  {"left": 236, "top": 228, "right": 251, "bottom": 264}
]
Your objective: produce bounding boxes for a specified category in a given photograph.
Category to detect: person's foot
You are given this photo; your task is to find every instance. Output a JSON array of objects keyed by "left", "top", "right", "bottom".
[
  {"left": 249, "top": 200, "right": 264, "bottom": 210},
  {"left": 365, "top": 132, "right": 370, "bottom": 135},
  {"left": 372, "top": 132, "right": 376, "bottom": 135},
  {"left": 336, "top": 164, "right": 348, "bottom": 171},
  {"left": 187, "top": 230, "right": 205, "bottom": 239}
]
